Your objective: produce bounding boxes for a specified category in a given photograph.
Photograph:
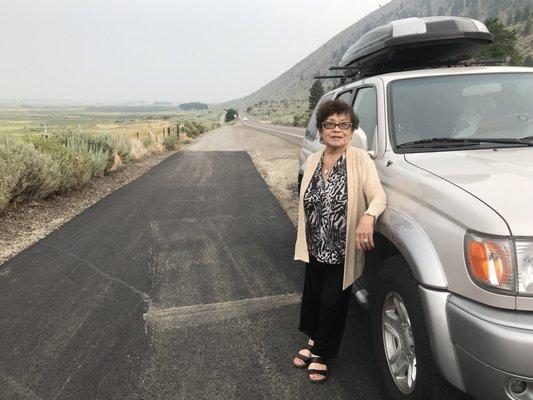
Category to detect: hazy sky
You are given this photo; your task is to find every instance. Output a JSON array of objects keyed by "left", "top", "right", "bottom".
[{"left": 1, "top": 0, "right": 387, "bottom": 103}]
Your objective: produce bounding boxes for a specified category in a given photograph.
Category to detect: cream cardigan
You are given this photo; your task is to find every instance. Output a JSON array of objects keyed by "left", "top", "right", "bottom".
[{"left": 294, "top": 145, "right": 387, "bottom": 290}]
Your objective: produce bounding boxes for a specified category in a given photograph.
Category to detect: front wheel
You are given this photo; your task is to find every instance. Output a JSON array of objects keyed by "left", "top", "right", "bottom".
[{"left": 371, "top": 255, "right": 461, "bottom": 400}]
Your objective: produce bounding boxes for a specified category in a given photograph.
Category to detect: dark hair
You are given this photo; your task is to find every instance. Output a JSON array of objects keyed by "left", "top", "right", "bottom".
[{"left": 315, "top": 99, "right": 359, "bottom": 131}]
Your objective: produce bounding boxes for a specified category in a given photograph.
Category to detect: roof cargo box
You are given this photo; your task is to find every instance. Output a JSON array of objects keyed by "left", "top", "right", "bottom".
[{"left": 339, "top": 17, "right": 494, "bottom": 77}]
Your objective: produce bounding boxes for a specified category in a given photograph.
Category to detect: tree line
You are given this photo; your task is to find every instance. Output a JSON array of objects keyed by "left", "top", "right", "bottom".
[{"left": 179, "top": 102, "right": 208, "bottom": 111}]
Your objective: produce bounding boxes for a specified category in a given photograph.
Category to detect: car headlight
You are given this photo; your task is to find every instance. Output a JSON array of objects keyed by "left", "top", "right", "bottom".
[
  {"left": 465, "top": 232, "right": 515, "bottom": 292},
  {"left": 516, "top": 240, "right": 533, "bottom": 294}
]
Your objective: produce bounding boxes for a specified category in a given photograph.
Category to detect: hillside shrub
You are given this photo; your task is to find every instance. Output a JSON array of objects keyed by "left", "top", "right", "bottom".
[{"left": 293, "top": 112, "right": 310, "bottom": 127}]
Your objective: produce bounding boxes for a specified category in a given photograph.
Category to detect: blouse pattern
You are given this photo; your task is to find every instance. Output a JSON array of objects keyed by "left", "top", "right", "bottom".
[{"left": 303, "top": 153, "right": 348, "bottom": 264}]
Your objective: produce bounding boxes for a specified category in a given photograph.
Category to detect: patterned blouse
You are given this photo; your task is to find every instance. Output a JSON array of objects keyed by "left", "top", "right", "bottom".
[{"left": 303, "top": 152, "right": 348, "bottom": 264}]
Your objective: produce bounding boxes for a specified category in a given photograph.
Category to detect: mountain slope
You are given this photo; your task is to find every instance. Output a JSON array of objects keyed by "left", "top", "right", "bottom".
[{"left": 221, "top": 0, "right": 532, "bottom": 109}]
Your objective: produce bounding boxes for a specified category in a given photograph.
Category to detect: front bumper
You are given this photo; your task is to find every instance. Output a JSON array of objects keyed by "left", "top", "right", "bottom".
[{"left": 448, "top": 295, "right": 533, "bottom": 400}]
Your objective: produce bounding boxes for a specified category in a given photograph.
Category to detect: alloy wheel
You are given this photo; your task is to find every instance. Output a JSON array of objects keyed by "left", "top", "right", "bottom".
[{"left": 382, "top": 291, "right": 417, "bottom": 395}]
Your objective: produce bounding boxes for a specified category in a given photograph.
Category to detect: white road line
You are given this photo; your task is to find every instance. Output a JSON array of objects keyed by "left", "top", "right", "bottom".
[{"left": 243, "top": 122, "right": 304, "bottom": 139}]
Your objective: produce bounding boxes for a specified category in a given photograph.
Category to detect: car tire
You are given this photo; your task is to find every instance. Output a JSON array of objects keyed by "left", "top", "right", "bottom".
[{"left": 371, "top": 255, "right": 462, "bottom": 400}]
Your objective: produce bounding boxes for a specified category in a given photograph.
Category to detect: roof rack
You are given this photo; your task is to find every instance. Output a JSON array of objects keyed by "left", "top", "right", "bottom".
[
  {"left": 313, "top": 16, "right": 495, "bottom": 86},
  {"left": 313, "top": 65, "right": 362, "bottom": 86},
  {"left": 313, "top": 59, "right": 507, "bottom": 89}
]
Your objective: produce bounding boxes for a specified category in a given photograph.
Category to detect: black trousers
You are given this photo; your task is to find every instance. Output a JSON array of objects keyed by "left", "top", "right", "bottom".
[{"left": 298, "top": 255, "right": 352, "bottom": 358}]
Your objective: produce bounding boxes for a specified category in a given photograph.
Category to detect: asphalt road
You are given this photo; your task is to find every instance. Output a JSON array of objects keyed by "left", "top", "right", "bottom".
[{"left": 0, "top": 124, "right": 387, "bottom": 399}]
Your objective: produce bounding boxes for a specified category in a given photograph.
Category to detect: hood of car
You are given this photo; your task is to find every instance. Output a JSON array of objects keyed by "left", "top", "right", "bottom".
[{"left": 405, "top": 147, "right": 533, "bottom": 236}]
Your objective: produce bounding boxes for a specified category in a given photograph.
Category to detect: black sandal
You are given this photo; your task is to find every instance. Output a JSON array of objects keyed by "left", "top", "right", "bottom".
[
  {"left": 307, "top": 357, "right": 328, "bottom": 383},
  {"left": 293, "top": 344, "right": 313, "bottom": 368}
]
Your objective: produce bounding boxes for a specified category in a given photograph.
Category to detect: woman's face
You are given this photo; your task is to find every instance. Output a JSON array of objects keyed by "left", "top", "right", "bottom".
[{"left": 320, "top": 113, "right": 354, "bottom": 149}]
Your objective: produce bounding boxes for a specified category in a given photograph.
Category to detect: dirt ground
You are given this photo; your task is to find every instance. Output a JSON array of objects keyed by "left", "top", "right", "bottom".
[{"left": 0, "top": 122, "right": 300, "bottom": 265}]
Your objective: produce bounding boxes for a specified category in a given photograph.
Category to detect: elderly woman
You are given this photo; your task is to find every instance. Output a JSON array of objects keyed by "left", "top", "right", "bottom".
[{"left": 292, "top": 99, "right": 387, "bottom": 383}]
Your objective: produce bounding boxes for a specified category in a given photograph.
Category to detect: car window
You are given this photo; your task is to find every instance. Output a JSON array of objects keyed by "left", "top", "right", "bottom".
[
  {"left": 335, "top": 90, "right": 353, "bottom": 105},
  {"left": 353, "top": 87, "right": 377, "bottom": 150},
  {"left": 305, "top": 93, "right": 334, "bottom": 141}
]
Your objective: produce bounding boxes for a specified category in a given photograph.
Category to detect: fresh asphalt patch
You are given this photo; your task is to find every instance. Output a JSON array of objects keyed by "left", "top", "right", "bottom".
[{"left": 0, "top": 151, "right": 385, "bottom": 399}]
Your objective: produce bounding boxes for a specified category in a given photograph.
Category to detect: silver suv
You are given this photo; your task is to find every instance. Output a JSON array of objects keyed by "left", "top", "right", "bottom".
[{"left": 299, "top": 65, "right": 533, "bottom": 400}]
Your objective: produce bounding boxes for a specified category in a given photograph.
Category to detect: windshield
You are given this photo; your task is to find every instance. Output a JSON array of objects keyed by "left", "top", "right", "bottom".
[{"left": 390, "top": 73, "right": 533, "bottom": 149}]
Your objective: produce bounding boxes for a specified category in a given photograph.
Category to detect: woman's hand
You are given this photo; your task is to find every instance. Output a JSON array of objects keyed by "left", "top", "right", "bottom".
[{"left": 355, "top": 214, "right": 375, "bottom": 251}]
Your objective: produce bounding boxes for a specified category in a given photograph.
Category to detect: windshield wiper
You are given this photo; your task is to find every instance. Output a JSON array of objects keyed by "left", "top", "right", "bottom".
[
  {"left": 519, "top": 135, "right": 533, "bottom": 143},
  {"left": 397, "top": 137, "right": 533, "bottom": 148},
  {"left": 397, "top": 138, "right": 482, "bottom": 148},
  {"left": 473, "top": 137, "right": 533, "bottom": 145}
]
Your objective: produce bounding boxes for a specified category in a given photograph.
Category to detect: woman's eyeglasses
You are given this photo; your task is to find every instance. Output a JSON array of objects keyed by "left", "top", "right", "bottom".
[{"left": 321, "top": 121, "right": 353, "bottom": 130}]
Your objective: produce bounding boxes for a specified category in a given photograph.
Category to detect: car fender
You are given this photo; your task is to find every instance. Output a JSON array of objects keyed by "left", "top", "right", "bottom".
[{"left": 376, "top": 206, "right": 447, "bottom": 288}]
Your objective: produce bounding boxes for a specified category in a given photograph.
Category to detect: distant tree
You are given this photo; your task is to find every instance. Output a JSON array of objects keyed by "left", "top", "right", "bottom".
[
  {"left": 179, "top": 102, "right": 208, "bottom": 111},
  {"left": 308, "top": 80, "right": 324, "bottom": 111},
  {"left": 476, "top": 18, "right": 522, "bottom": 66},
  {"left": 225, "top": 108, "right": 238, "bottom": 122},
  {"left": 525, "top": 17, "right": 532, "bottom": 35}
]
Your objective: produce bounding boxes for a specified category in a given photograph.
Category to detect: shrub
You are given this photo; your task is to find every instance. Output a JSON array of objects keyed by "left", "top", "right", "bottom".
[
  {"left": 109, "top": 134, "right": 132, "bottom": 164},
  {"left": 25, "top": 135, "right": 92, "bottom": 191},
  {"left": 181, "top": 120, "right": 206, "bottom": 137},
  {"left": 55, "top": 132, "right": 111, "bottom": 178},
  {"left": 143, "top": 138, "right": 153, "bottom": 148},
  {"left": 130, "top": 138, "right": 148, "bottom": 160},
  {"left": 0, "top": 136, "right": 61, "bottom": 212},
  {"left": 293, "top": 112, "right": 310, "bottom": 127},
  {"left": 162, "top": 136, "right": 178, "bottom": 151}
]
